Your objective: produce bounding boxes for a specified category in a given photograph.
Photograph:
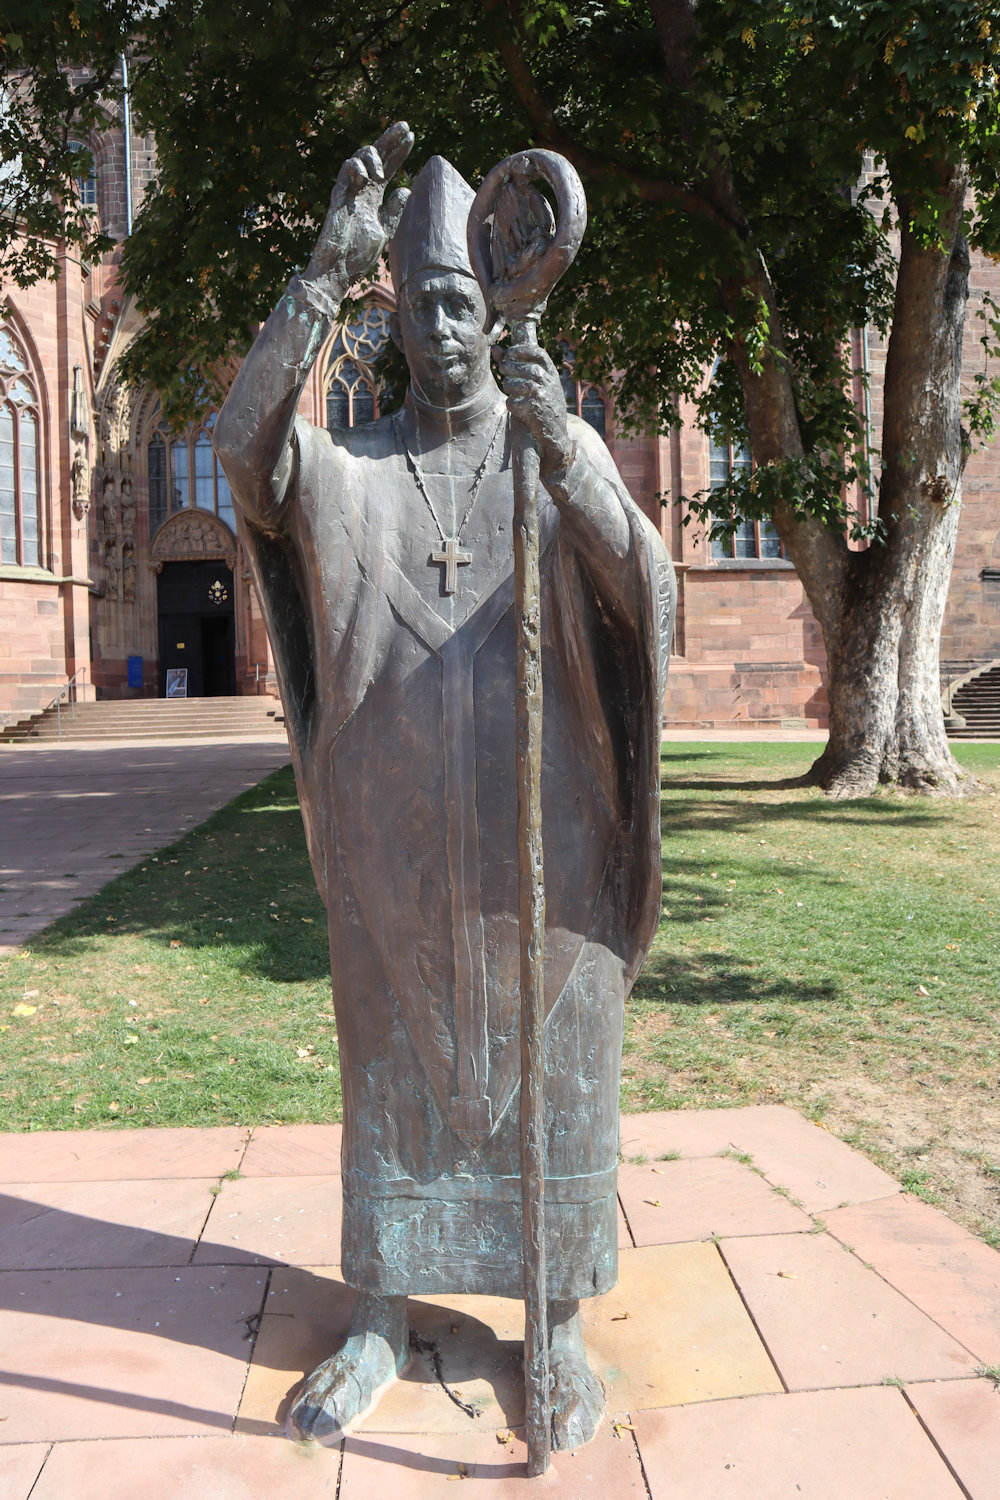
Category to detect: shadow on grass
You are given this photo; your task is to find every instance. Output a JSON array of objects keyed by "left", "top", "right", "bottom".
[
  {"left": 27, "top": 772, "right": 331, "bottom": 985},
  {"left": 660, "top": 791, "right": 945, "bottom": 836},
  {"left": 631, "top": 947, "right": 838, "bottom": 1010}
]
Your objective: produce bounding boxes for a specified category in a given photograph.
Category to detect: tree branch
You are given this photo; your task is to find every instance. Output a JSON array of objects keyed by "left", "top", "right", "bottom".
[{"left": 482, "top": 0, "right": 738, "bottom": 234}]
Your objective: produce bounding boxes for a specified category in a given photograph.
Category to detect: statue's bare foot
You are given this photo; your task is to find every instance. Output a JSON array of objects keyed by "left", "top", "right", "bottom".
[
  {"left": 547, "top": 1299, "right": 604, "bottom": 1450},
  {"left": 288, "top": 1292, "right": 408, "bottom": 1442}
]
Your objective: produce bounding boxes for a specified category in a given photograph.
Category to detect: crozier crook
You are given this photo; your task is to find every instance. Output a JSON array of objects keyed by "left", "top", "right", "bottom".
[{"left": 468, "top": 150, "right": 587, "bottom": 1479}]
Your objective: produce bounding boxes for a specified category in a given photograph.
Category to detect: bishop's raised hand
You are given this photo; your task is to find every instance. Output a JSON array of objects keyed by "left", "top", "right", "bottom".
[{"left": 306, "top": 122, "right": 414, "bottom": 291}]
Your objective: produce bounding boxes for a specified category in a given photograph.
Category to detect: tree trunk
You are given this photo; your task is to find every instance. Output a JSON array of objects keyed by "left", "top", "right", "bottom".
[
  {"left": 807, "top": 167, "right": 977, "bottom": 798},
  {"left": 809, "top": 506, "right": 971, "bottom": 798},
  {"left": 648, "top": 6, "right": 975, "bottom": 797}
]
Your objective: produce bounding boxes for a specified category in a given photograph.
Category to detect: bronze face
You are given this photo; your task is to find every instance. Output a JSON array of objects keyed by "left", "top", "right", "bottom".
[{"left": 395, "top": 270, "right": 495, "bottom": 407}]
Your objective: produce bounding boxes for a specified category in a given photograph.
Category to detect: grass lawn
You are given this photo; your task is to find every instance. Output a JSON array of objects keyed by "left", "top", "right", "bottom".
[
  {"left": 628, "top": 740, "right": 1000, "bottom": 1244},
  {"left": 1, "top": 742, "right": 998, "bottom": 1245}
]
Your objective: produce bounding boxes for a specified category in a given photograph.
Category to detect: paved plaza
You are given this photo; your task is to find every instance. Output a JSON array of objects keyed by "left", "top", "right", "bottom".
[
  {"left": 0, "top": 1109, "right": 996, "bottom": 1497},
  {"left": 0, "top": 735, "right": 291, "bottom": 954}
]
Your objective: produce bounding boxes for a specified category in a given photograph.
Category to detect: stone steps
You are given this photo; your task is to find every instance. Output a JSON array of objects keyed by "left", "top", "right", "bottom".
[
  {"left": 2, "top": 696, "right": 287, "bottom": 743},
  {"left": 948, "top": 663, "right": 1000, "bottom": 738}
]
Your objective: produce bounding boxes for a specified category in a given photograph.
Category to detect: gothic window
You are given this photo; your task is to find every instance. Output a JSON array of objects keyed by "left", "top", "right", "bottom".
[
  {"left": 325, "top": 305, "right": 390, "bottom": 431},
  {"left": 148, "top": 432, "right": 167, "bottom": 532},
  {"left": 558, "top": 343, "right": 608, "bottom": 441},
  {"left": 68, "top": 140, "right": 98, "bottom": 209},
  {"left": 0, "top": 323, "right": 42, "bottom": 567},
  {"left": 709, "top": 434, "right": 782, "bottom": 559},
  {"left": 146, "top": 408, "right": 234, "bottom": 535}
]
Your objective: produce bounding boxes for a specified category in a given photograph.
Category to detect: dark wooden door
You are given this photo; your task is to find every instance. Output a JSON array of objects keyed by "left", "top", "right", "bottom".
[{"left": 157, "top": 560, "right": 235, "bottom": 696}]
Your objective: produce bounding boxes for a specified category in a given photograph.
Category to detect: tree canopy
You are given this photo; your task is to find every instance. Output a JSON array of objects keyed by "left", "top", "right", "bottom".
[
  {"left": 7, "top": 2, "right": 997, "bottom": 503},
  {"left": 100, "top": 2, "right": 999, "bottom": 513},
  {"left": 4, "top": 1, "right": 1000, "bottom": 793}
]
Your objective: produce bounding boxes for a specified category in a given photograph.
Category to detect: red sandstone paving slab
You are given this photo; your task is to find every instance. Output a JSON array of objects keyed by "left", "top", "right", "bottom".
[
  {"left": 581, "top": 1243, "right": 782, "bottom": 1412},
  {"left": 618, "top": 1105, "right": 783, "bottom": 1161},
  {"left": 719, "top": 1232, "right": 978, "bottom": 1389},
  {"left": 631, "top": 1385, "right": 966, "bottom": 1499},
  {"left": 0, "top": 1126, "right": 247, "bottom": 1183},
  {"left": 195, "top": 1174, "right": 343, "bottom": 1266},
  {"left": 619, "top": 1107, "right": 898, "bottom": 1212},
  {"left": 241, "top": 1124, "right": 343, "bottom": 1177},
  {"left": 825, "top": 1195, "right": 1000, "bottom": 1365},
  {"left": 0, "top": 1444, "right": 50, "bottom": 1500},
  {"left": 29, "top": 1434, "right": 342, "bottom": 1499},
  {"left": 0, "top": 1264, "right": 267, "bottom": 1442},
  {"left": 340, "top": 1424, "right": 648, "bottom": 1495},
  {"left": 0, "top": 1178, "right": 217, "bottom": 1270},
  {"left": 617, "top": 1157, "right": 811, "bottom": 1247},
  {"left": 238, "top": 1245, "right": 780, "bottom": 1438},
  {"left": 906, "top": 1379, "right": 1000, "bottom": 1500}
]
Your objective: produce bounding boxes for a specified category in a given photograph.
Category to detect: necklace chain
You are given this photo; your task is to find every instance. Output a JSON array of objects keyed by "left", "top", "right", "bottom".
[{"left": 393, "top": 410, "right": 506, "bottom": 547}]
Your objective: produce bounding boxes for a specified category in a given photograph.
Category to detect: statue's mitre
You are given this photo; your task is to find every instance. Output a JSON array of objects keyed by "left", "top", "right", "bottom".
[{"left": 389, "top": 156, "right": 476, "bottom": 291}]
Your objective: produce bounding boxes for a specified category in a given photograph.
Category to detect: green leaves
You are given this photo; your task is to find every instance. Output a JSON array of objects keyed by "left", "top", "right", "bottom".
[
  {"left": 0, "top": 1, "right": 149, "bottom": 282},
  {"left": 12, "top": 0, "right": 999, "bottom": 486}
]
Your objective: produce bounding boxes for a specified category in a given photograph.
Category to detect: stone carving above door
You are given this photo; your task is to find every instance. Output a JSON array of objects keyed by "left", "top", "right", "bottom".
[{"left": 148, "top": 509, "right": 237, "bottom": 574}]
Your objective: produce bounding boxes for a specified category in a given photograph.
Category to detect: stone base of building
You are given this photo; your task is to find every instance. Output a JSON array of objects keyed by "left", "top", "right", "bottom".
[{"left": 664, "top": 662, "right": 829, "bottom": 729}]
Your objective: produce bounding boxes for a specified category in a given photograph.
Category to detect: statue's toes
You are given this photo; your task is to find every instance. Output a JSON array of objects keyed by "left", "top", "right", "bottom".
[
  {"left": 287, "top": 1362, "right": 360, "bottom": 1442},
  {"left": 549, "top": 1354, "right": 604, "bottom": 1451}
]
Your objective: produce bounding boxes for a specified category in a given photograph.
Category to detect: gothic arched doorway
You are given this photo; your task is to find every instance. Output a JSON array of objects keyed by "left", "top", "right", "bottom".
[{"left": 150, "top": 511, "right": 238, "bottom": 698}]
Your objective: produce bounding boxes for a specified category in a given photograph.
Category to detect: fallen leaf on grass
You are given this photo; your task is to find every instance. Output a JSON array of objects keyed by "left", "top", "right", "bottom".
[
  {"left": 123, "top": 1035, "right": 138, "bottom": 1046},
  {"left": 916, "top": 985, "right": 930, "bottom": 996},
  {"left": 169, "top": 940, "right": 181, "bottom": 949},
  {"left": 198, "top": 998, "right": 211, "bottom": 1006},
  {"left": 22, "top": 989, "right": 39, "bottom": 999},
  {"left": 12, "top": 1003, "right": 37, "bottom": 1017}
]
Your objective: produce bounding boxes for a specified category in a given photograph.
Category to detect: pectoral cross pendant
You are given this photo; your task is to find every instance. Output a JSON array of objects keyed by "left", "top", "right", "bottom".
[{"left": 431, "top": 537, "right": 473, "bottom": 595}]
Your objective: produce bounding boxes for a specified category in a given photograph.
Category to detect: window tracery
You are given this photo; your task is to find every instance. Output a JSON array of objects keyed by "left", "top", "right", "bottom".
[
  {"left": 557, "top": 343, "right": 608, "bottom": 441},
  {"left": 0, "top": 322, "right": 41, "bottom": 567},
  {"left": 146, "top": 408, "right": 233, "bottom": 535},
  {"left": 325, "top": 305, "right": 390, "bottom": 431}
]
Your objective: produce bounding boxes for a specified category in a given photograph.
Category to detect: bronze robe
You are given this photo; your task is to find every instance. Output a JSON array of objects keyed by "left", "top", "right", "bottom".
[{"left": 230, "top": 401, "right": 674, "bottom": 1300}]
